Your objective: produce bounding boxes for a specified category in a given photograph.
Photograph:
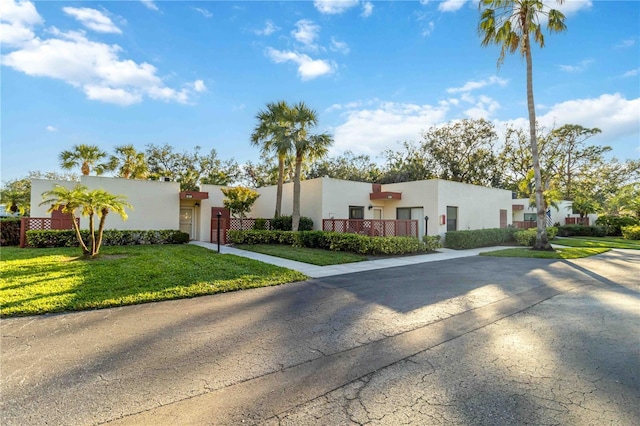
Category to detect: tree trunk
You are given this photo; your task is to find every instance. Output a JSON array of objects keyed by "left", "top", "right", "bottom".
[
  {"left": 275, "top": 155, "right": 284, "bottom": 217},
  {"left": 71, "top": 213, "right": 90, "bottom": 255},
  {"left": 292, "top": 154, "right": 302, "bottom": 232},
  {"left": 525, "top": 32, "right": 552, "bottom": 251},
  {"left": 88, "top": 213, "right": 97, "bottom": 257},
  {"left": 95, "top": 210, "right": 108, "bottom": 255}
]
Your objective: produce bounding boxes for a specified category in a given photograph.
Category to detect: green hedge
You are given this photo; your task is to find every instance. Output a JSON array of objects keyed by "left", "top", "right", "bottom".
[
  {"left": 26, "top": 229, "right": 190, "bottom": 248},
  {"left": 0, "top": 218, "right": 21, "bottom": 246},
  {"left": 621, "top": 225, "right": 640, "bottom": 240},
  {"left": 513, "top": 227, "right": 558, "bottom": 247},
  {"left": 595, "top": 215, "right": 640, "bottom": 236},
  {"left": 444, "top": 228, "right": 516, "bottom": 250},
  {"left": 271, "top": 215, "right": 314, "bottom": 231},
  {"left": 227, "top": 229, "right": 430, "bottom": 256},
  {"left": 557, "top": 225, "right": 607, "bottom": 237}
]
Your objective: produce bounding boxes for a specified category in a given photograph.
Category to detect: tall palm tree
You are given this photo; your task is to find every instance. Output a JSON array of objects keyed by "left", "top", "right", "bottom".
[
  {"left": 109, "top": 145, "right": 148, "bottom": 179},
  {"left": 250, "top": 101, "right": 294, "bottom": 217},
  {"left": 90, "top": 190, "right": 131, "bottom": 255},
  {"left": 479, "top": 0, "right": 566, "bottom": 250},
  {"left": 59, "top": 144, "right": 113, "bottom": 176},
  {"left": 40, "top": 184, "right": 90, "bottom": 255},
  {"left": 288, "top": 102, "right": 334, "bottom": 231}
]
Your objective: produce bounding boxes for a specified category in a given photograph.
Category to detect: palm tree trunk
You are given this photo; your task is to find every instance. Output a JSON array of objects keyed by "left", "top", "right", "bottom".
[
  {"left": 71, "top": 213, "right": 90, "bottom": 255},
  {"left": 88, "top": 214, "right": 97, "bottom": 256},
  {"left": 292, "top": 154, "right": 303, "bottom": 232},
  {"left": 95, "top": 210, "right": 108, "bottom": 255},
  {"left": 525, "top": 32, "right": 551, "bottom": 250},
  {"left": 275, "top": 155, "right": 285, "bottom": 217}
]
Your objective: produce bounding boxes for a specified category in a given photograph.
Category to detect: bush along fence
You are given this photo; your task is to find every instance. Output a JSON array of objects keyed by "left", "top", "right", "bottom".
[
  {"left": 25, "top": 229, "right": 190, "bottom": 248},
  {"left": 0, "top": 218, "right": 21, "bottom": 246},
  {"left": 227, "top": 229, "right": 442, "bottom": 256},
  {"left": 444, "top": 227, "right": 559, "bottom": 249}
]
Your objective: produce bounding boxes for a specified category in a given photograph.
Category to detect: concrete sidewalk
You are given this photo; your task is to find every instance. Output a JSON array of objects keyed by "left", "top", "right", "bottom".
[{"left": 190, "top": 241, "right": 508, "bottom": 278}]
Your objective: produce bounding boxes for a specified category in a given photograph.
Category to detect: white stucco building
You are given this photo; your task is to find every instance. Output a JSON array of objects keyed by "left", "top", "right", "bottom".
[{"left": 31, "top": 176, "right": 515, "bottom": 241}]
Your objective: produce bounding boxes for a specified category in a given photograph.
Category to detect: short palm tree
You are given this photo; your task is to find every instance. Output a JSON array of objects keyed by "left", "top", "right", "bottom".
[
  {"left": 479, "top": 0, "right": 566, "bottom": 250},
  {"left": 40, "top": 184, "right": 89, "bottom": 255},
  {"left": 251, "top": 101, "right": 294, "bottom": 217},
  {"left": 1, "top": 189, "right": 29, "bottom": 215},
  {"left": 109, "top": 145, "right": 148, "bottom": 179},
  {"left": 59, "top": 144, "right": 113, "bottom": 176},
  {"left": 40, "top": 185, "right": 131, "bottom": 257}
]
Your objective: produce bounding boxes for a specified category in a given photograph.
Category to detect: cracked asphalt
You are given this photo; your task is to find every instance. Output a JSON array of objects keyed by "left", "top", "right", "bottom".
[{"left": 1, "top": 250, "right": 638, "bottom": 425}]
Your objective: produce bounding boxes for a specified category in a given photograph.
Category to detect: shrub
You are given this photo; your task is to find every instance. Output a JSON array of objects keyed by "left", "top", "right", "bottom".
[
  {"left": 595, "top": 215, "right": 640, "bottom": 236},
  {"left": 444, "top": 228, "right": 516, "bottom": 250},
  {"left": 228, "top": 229, "right": 427, "bottom": 256},
  {"left": 0, "top": 218, "right": 21, "bottom": 246},
  {"left": 621, "top": 225, "right": 640, "bottom": 240},
  {"left": 25, "top": 229, "right": 189, "bottom": 248},
  {"left": 423, "top": 235, "right": 442, "bottom": 252},
  {"left": 252, "top": 218, "right": 268, "bottom": 230},
  {"left": 557, "top": 225, "right": 606, "bottom": 237},
  {"left": 513, "top": 227, "right": 558, "bottom": 247},
  {"left": 271, "top": 215, "right": 313, "bottom": 231}
]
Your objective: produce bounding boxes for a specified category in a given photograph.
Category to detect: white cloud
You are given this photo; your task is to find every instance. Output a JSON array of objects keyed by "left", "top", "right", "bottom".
[
  {"left": 265, "top": 48, "right": 334, "bottom": 80},
  {"left": 446, "top": 76, "right": 508, "bottom": 94},
  {"left": 621, "top": 69, "right": 639, "bottom": 78},
  {"left": 615, "top": 39, "right": 636, "bottom": 49},
  {"left": 0, "top": 0, "right": 42, "bottom": 47},
  {"left": 314, "top": 0, "right": 359, "bottom": 15},
  {"left": 2, "top": 24, "right": 203, "bottom": 105},
  {"left": 464, "top": 95, "right": 501, "bottom": 119},
  {"left": 255, "top": 20, "right": 279, "bottom": 36},
  {"left": 292, "top": 19, "right": 320, "bottom": 48},
  {"left": 192, "top": 80, "right": 206, "bottom": 92},
  {"left": 438, "top": 0, "right": 468, "bottom": 13},
  {"left": 63, "top": 7, "right": 121, "bottom": 34},
  {"left": 558, "top": 59, "right": 593, "bottom": 73},
  {"left": 193, "top": 7, "right": 212, "bottom": 18},
  {"left": 140, "top": 0, "right": 158, "bottom": 12},
  {"left": 554, "top": 0, "right": 592, "bottom": 16},
  {"left": 330, "top": 37, "right": 350, "bottom": 55},
  {"left": 46, "top": 125, "right": 58, "bottom": 132},
  {"left": 361, "top": 2, "right": 374, "bottom": 17},
  {"left": 536, "top": 93, "right": 640, "bottom": 144},
  {"left": 332, "top": 101, "right": 449, "bottom": 155},
  {"left": 421, "top": 21, "right": 435, "bottom": 37}
]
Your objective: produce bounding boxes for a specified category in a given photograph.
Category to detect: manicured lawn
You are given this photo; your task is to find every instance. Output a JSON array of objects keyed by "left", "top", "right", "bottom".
[
  {"left": 0, "top": 245, "right": 307, "bottom": 317},
  {"left": 553, "top": 236, "right": 640, "bottom": 250},
  {"left": 235, "top": 244, "right": 368, "bottom": 266},
  {"left": 479, "top": 247, "right": 610, "bottom": 259}
]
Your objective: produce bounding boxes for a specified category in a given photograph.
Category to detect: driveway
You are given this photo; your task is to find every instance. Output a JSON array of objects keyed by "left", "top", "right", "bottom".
[{"left": 1, "top": 250, "right": 638, "bottom": 425}]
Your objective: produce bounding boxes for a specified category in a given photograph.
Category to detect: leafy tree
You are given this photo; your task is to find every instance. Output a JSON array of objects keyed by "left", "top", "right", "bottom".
[
  {"left": 109, "top": 145, "right": 148, "bottom": 179},
  {"left": 379, "top": 141, "right": 436, "bottom": 184},
  {"left": 288, "top": 102, "right": 334, "bottom": 231},
  {"left": 250, "top": 101, "right": 294, "bottom": 217},
  {"left": 40, "top": 185, "right": 131, "bottom": 258},
  {"left": 569, "top": 196, "right": 599, "bottom": 218},
  {"left": 1, "top": 179, "right": 30, "bottom": 215},
  {"left": 241, "top": 159, "right": 280, "bottom": 188},
  {"left": 605, "top": 182, "right": 640, "bottom": 218},
  {"left": 146, "top": 144, "right": 239, "bottom": 191},
  {"left": 421, "top": 118, "right": 502, "bottom": 187},
  {"left": 59, "top": 144, "right": 113, "bottom": 176},
  {"left": 307, "top": 151, "right": 382, "bottom": 183},
  {"left": 221, "top": 186, "right": 260, "bottom": 230},
  {"left": 479, "top": 0, "right": 567, "bottom": 250}
]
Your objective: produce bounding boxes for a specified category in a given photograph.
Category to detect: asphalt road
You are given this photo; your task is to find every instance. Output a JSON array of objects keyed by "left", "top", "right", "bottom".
[{"left": 2, "top": 250, "right": 638, "bottom": 425}]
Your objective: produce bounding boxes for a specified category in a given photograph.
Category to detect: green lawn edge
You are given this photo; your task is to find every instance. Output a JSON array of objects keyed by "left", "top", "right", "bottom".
[
  {"left": 234, "top": 244, "right": 368, "bottom": 266},
  {"left": 0, "top": 245, "right": 307, "bottom": 318},
  {"left": 479, "top": 247, "right": 610, "bottom": 259},
  {"left": 553, "top": 237, "right": 640, "bottom": 250}
]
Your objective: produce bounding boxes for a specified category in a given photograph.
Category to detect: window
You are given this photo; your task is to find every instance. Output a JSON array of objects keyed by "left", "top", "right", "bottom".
[
  {"left": 349, "top": 206, "right": 364, "bottom": 219},
  {"left": 524, "top": 213, "right": 536, "bottom": 222},
  {"left": 446, "top": 206, "right": 458, "bottom": 232},
  {"left": 396, "top": 207, "right": 411, "bottom": 220}
]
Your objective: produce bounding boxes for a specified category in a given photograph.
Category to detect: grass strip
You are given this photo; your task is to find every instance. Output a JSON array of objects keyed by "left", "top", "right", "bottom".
[
  {"left": 479, "top": 247, "right": 610, "bottom": 259},
  {"left": 0, "top": 245, "right": 307, "bottom": 317},
  {"left": 553, "top": 237, "right": 640, "bottom": 250},
  {"left": 235, "top": 244, "right": 368, "bottom": 266}
]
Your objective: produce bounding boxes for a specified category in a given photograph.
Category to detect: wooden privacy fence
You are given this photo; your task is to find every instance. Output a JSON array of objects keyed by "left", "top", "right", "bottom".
[
  {"left": 20, "top": 217, "right": 80, "bottom": 248},
  {"left": 210, "top": 218, "right": 274, "bottom": 244},
  {"left": 565, "top": 217, "right": 590, "bottom": 226},
  {"left": 323, "top": 219, "right": 419, "bottom": 238},
  {"left": 512, "top": 221, "right": 537, "bottom": 230}
]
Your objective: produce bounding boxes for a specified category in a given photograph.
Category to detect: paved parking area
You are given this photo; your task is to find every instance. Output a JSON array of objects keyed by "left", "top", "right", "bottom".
[{"left": 1, "top": 250, "right": 638, "bottom": 425}]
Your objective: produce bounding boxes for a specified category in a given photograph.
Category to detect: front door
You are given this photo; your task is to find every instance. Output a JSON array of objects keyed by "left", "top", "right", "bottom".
[{"left": 180, "top": 208, "right": 194, "bottom": 240}]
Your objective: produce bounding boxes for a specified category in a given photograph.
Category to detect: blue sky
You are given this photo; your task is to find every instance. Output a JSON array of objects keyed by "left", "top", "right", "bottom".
[{"left": 2, "top": 0, "right": 639, "bottom": 183}]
